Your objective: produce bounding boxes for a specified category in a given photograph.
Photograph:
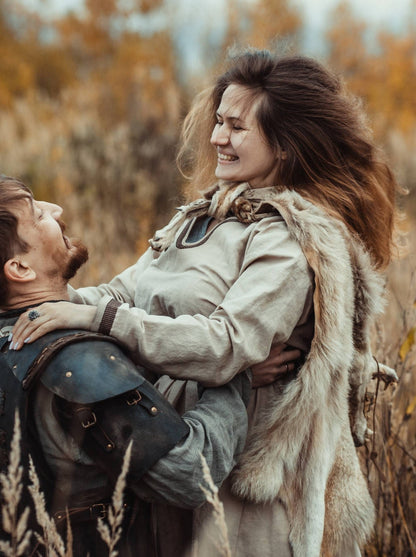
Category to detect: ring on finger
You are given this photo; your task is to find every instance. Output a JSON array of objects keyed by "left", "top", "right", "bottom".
[
  {"left": 285, "top": 363, "right": 289, "bottom": 373},
  {"left": 28, "top": 309, "right": 41, "bottom": 321}
]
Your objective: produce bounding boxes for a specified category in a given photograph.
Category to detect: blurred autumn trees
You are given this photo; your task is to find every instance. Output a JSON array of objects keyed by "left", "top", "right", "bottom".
[
  {"left": 0, "top": 0, "right": 184, "bottom": 284},
  {"left": 0, "top": 0, "right": 415, "bottom": 283},
  {"left": 326, "top": 2, "right": 416, "bottom": 203},
  {"left": 327, "top": 2, "right": 416, "bottom": 135}
]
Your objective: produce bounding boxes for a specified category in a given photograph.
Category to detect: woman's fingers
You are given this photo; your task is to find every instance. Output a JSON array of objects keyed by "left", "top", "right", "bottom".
[
  {"left": 11, "top": 320, "right": 57, "bottom": 349},
  {"left": 10, "top": 302, "right": 97, "bottom": 350},
  {"left": 10, "top": 304, "right": 54, "bottom": 349}
]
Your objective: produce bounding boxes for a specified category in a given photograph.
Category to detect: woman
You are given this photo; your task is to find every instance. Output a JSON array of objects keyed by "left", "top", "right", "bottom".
[{"left": 11, "top": 49, "right": 397, "bottom": 556}]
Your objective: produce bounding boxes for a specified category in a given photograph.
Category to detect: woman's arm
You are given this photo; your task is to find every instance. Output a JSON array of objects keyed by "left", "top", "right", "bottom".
[
  {"left": 92, "top": 221, "right": 313, "bottom": 385},
  {"left": 68, "top": 247, "right": 155, "bottom": 306},
  {"left": 11, "top": 221, "right": 313, "bottom": 385}
]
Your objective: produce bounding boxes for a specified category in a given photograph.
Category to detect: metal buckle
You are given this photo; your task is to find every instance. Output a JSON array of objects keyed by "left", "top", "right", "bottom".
[
  {"left": 78, "top": 409, "right": 97, "bottom": 429},
  {"left": 90, "top": 503, "right": 107, "bottom": 519},
  {"left": 125, "top": 389, "right": 142, "bottom": 406},
  {"left": 0, "top": 326, "right": 13, "bottom": 339}
]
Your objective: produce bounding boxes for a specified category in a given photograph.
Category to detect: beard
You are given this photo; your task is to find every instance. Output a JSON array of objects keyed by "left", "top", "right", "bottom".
[{"left": 62, "top": 239, "right": 89, "bottom": 280}]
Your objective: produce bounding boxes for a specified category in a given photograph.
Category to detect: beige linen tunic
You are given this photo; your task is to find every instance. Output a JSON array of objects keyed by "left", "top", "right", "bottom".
[{"left": 72, "top": 214, "right": 315, "bottom": 556}]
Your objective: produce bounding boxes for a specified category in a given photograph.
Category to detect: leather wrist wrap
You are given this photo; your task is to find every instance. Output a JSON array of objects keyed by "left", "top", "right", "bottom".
[{"left": 99, "top": 299, "right": 121, "bottom": 335}]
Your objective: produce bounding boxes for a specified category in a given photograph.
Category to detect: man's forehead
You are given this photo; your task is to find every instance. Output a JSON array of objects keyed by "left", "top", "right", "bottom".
[{"left": 12, "top": 196, "right": 35, "bottom": 222}]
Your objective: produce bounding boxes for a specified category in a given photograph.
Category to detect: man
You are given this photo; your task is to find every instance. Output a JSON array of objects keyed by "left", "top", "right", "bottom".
[{"left": 0, "top": 176, "right": 250, "bottom": 556}]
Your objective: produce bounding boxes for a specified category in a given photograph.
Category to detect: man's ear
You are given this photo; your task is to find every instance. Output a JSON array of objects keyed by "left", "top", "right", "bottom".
[{"left": 3, "top": 258, "right": 36, "bottom": 283}]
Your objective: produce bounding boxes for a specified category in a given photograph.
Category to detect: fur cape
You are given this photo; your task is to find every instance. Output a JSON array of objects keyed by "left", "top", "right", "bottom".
[{"left": 151, "top": 182, "right": 385, "bottom": 557}]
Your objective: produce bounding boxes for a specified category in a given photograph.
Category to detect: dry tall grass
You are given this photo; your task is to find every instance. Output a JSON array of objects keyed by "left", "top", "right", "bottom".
[
  {"left": 199, "top": 455, "right": 232, "bottom": 557},
  {"left": 96, "top": 442, "right": 132, "bottom": 557},
  {"left": 362, "top": 228, "right": 416, "bottom": 556},
  {"left": 0, "top": 413, "right": 132, "bottom": 557},
  {"left": 0, "top": 413, "right": 32, "bottom": 557}
]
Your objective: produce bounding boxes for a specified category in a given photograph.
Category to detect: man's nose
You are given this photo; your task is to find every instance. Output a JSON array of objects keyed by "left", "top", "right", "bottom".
[{"left": 45, "top": 202, "right": 63, "bottom": 219}]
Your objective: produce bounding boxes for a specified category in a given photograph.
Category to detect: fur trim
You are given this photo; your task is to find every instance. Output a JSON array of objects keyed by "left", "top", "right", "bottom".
[{"left": 229, "top": 190, "right": 383, "bottom": 556}]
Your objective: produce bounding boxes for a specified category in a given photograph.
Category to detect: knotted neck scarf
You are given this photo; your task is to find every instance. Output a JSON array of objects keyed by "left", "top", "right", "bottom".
[{"left": 149, "top": 181, "right": 283, "bottom": 252}]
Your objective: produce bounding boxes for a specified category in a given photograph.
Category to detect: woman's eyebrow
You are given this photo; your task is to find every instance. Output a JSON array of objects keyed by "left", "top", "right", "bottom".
[{"left": 216, "top": 111, "right": 243, "bottom": 122}]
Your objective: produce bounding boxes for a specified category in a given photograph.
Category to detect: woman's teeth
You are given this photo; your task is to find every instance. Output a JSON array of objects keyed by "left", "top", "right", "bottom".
[{"left": 218, "top": 153, "right": 238, "bottom": 161}]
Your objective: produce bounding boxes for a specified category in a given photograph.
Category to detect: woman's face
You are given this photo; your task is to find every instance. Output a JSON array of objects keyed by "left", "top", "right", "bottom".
[{"left": 210, "top": 84, "right": 279, "bottom": 188}]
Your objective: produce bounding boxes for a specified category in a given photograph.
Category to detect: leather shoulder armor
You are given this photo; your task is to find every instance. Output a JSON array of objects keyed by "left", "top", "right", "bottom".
[
  {"left": 5, "top": 330, "right": 145, "bottom": 403},
  {"left": 38, "top": 334, "right": 146, "bottom": 404},
  {"left": 2, "top": 330, "right": 189, "bottom": 484}
]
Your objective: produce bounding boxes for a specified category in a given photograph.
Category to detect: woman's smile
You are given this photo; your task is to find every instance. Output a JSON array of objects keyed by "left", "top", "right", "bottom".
[{"left": 217, "top": 151, "right": 239, "bottom": 163}]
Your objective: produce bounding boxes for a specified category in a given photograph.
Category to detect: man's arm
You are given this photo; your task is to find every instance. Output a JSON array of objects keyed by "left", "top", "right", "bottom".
[
  {"left": 134, "top": 371, "right": 250, "bottom": 508},
  {"left": 35, "top": 369, "right": 250, "bottom": 510}
]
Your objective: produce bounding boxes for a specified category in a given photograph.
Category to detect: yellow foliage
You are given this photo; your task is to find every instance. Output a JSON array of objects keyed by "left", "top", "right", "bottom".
[
  {"left": 326, "top": 3, "right": 368, "bottom": 77},
  {"left": 404, "top": 396, "right": 416, "bottom": 419},
  {"left": 399, "top": 326, "right": 416, "bottom": 361},
  {"left": 326, "top": 2, "right": 416, "bottom": 138},
  {"left": 140, "top": 0, "right": 164, "bottom": 13},
  {"left": 245, "top": 0, "right": 302, "bottom": 49},
  {"left": 98, "top": 31, "right": 180, "bottom": 126},
  {"left": 86, "top": 0, "right": 117, "bottom": 17},
  {"left": 0, "top": 52, "right": 34, "bottom": 104}
]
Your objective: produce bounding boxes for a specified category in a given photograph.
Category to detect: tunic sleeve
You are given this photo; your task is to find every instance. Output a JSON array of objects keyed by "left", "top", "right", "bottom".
[
  {"left": 68, "top": 247, "right": 154, "bottom": 306},
  {"left": 91, "top": 220, "right": 314, "bottom": 386},
  {"left": 133, "top": 372, "right": 250, "bottom": 507}
]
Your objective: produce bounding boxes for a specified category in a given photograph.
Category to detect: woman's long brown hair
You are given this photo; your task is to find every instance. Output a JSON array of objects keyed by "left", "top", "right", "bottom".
[{"left": 178, "top": 49, "right": 398, "bottom": 269}]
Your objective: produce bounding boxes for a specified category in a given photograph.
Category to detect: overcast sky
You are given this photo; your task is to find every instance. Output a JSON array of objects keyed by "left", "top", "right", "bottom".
[{"left": 294, "top": 0, "right": 413, "bottom": 29}]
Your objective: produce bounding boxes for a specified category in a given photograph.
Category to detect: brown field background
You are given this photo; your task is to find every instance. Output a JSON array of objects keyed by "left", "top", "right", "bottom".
[{"left": 1, "top": 0, "right": 416, "bottom": 554}]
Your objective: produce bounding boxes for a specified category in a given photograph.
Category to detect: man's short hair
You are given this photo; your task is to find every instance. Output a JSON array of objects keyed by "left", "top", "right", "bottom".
[{"left": 0, "top": 176, "right": 33, "bottom": 306}]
